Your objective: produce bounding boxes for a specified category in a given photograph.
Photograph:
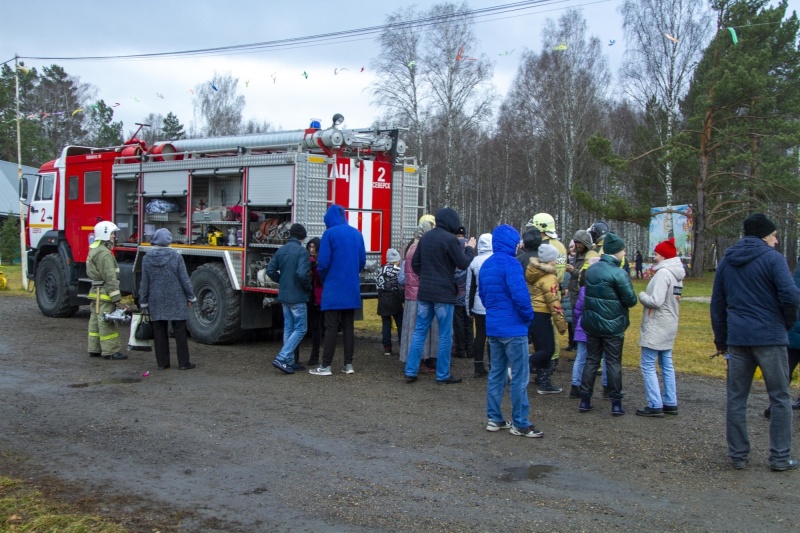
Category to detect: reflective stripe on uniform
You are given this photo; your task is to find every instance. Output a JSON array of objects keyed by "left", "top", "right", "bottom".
[
  {"left": 88, "top": 332, "right": 100, "bottom": 337},
  {"left": 107, "top": 290, "right": 121, "bottom": 298},
  {"left": 89, "top": 292, "right": 113, "bottom": 301},
  {"left": 100, "top": 332, "right": 119, "bottom": 341}
]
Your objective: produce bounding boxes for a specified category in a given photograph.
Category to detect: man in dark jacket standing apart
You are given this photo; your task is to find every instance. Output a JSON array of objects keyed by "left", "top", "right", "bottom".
[
  {"left": 267, "top": 223, "right": 311, "bottom": 374},
  {"left": 310, "top": 205, "right": 366, "bottom": 376},
  {"left": 711, "top": 213, "right": 800, "bottom": 471},
  {"left": 579, "top": 233, "right": 638, "bottom": 416},
  {"left": 405, "top": 207, "right": 476, "bottom": 384}
]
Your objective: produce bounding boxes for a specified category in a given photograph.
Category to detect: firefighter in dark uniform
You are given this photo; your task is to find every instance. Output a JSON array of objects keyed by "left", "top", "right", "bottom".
[{"left": 87, "top": 221, "right": 127, "bottom": 360}]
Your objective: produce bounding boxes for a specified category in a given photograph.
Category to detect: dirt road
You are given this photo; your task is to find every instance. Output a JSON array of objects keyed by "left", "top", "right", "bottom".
[{"left": 1, "top": 295, "right": 798, "bottom": 532}]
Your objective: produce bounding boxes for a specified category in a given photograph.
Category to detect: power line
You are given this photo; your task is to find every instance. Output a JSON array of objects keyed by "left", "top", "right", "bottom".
[{"left": 18, "top": 0, "right": 605, "bottom": 62}]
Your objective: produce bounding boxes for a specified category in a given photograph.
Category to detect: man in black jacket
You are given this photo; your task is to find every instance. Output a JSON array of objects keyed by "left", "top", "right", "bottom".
[
  {"left": 404, "top": 208, "right": 476, "bottom": 384},
  {"left": 516, "top": 228, "right": 542, "bottom": 269}
]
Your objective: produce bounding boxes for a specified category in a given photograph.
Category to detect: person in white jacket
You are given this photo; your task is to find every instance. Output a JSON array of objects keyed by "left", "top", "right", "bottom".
[
  {"left": 636, "top": 238, "right": 685, "bottom": 417},
  {"left": 466, "top": 233, "right": 493, "bottom": 377}
]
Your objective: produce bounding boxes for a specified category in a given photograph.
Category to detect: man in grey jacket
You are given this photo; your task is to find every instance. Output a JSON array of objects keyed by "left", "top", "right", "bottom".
[{"left": 636, "top": 238, "right": 684, "bottom": 417}]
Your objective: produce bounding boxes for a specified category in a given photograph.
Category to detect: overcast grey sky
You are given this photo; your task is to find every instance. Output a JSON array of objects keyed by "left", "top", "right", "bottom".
[{"left": 2, "top": 0, "right": 625, "bottom": 137}]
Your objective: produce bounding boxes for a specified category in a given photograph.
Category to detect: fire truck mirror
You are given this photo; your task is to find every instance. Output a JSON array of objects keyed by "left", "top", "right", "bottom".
[{"left": 19, "top": 177, "right": 29, "bottom": 203}]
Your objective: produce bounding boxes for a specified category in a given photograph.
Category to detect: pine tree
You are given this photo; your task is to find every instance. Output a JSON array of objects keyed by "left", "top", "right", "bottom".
[
  {"left": 85, "top": 99, "right": 123, "bottom": 147},
  {"left": 0, "top": 64, "right": 52, "bottom": 166},
  {"left": 32, "top": 65, "right": 90, "bottom": 156},
  {"left": 677, "top": 0, "right": 800, "bottom": 275},
  {"left": 0, "top": 217, "right": 20, "bottom": 265},
  {"left": 161, "top": 112, "right": 185, "bottom": 140}
]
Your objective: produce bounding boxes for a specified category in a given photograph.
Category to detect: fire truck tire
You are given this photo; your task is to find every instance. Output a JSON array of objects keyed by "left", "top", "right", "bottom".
[
  {"left": 187, "top": 263, "right": 241, "bottom": 344},
  {"left": 35, "top": 254, "right": 78, "bottom": 318}
]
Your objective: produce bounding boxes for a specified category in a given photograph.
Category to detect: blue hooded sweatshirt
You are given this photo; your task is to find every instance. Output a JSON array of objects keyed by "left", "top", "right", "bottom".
[
  {"left": 711, "top": 236, "right": 800, "bottom": 348},
  {"left": 479, "top": 224, "right": 534, "bottom": 338},
  {"left": 318, "top": 204, "right": 366, "bottom": 311}
]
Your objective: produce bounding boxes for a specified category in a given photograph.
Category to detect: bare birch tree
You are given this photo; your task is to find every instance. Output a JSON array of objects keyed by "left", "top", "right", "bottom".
[
  {"left": 620, "top": 0, "right": 712, "bottom": 208},
  {"left": 369, "top": 7, "right": 428, "bottom": 166},
  {"left": 502, "top": 9, "right": 609, "bottom": 234},
  {"left": 423, "top": 1, "right": 494, "bottom": 207},
  {"left": 193, "top": 72, "right": 245, "bottom": 137}
]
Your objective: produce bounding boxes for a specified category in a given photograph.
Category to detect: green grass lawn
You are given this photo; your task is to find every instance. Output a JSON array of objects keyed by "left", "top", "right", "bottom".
[
  {"left": 0, "top": 264, "right": 34, "bottom": 297},
  {"left": 0, "top": 477, "right": 126, "bottom": 533},
  {"left": 358, "top": 274, "right": 729, "bottom": 379}
]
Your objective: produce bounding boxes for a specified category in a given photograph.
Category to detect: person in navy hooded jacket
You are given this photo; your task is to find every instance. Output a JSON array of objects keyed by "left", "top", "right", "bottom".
[
  {"left": 309, "top": 204, "right": 366, "bottom": 376},
  {"left": 711, "top": 212, "right": 800, "bottom": 471},
  {"left": 479, "top": 224, "right": 541, "bottom": 437},
  {"left": 404, "top": 207, "right": 475, "bottom": 384}
]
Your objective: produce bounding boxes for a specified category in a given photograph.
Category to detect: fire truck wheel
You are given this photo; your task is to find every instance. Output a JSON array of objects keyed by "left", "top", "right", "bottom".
[
  {"left": 187, "top": 262, "right": 241, "bottom": 344},
  {"left": 35, "top": 254, "right": 78, "bottom": 318}
]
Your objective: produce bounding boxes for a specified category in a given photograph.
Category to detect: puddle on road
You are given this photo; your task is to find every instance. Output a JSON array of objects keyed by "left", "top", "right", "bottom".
[
  {"left": 498, "top": 465, "right": 557, "bottom": 482},
  {"left": 68, "top": 378, "right": 142, "bottom": 388}
]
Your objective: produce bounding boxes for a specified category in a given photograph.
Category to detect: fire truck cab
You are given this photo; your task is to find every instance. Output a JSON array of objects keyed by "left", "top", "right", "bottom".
[{"left": 21, "top": 115, "right": 427, "bottom": 344}]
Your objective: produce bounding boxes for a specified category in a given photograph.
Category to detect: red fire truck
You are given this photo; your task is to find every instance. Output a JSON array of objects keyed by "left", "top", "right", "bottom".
[{"left": 19, "top": 115, "right": 427, "bottom": 344}]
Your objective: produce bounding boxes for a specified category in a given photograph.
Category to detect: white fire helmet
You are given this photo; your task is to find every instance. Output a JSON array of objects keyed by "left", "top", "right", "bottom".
[
  {"left": 94, "top": 221, "right": 120, "bottom": 242},
  {"left": 527, "top": 213, "right": 558, "bottom": 239}
]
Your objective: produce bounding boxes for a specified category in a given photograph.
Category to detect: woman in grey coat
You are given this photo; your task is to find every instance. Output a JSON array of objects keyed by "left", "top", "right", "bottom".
[
  {"left": 636, "top": 238, "right": 684, "bottom": 417},
  {"left": 139, "top": 228, "right": 197, "bottom": 370}
]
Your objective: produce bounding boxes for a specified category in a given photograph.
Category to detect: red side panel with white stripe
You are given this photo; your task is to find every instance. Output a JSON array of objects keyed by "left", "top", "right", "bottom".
[{"left": 328, "top": 158, "right": 392, "bottom": 261}]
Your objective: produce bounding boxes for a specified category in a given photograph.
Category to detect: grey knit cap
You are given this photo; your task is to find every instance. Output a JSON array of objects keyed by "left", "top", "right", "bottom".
[
  {"left": 539, "top": 243, "right": 559, "bottom": 263},
  {"left": 572, "top": 229, "right": 593, "bottom": 250},
  {"left": 151, "top": 228, "right": 173, "bottom": 246}
]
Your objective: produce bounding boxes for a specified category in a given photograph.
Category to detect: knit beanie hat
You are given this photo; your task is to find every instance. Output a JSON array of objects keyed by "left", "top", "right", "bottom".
[
  {"left": 538, "top": 243, "right": 559, "bottom": 263},
  {"left": 522, "top": 228, "right": 542, "bottom": 252},
  {"left": 654, "top": 237, "right": 678, "bottom": 259},
  {"left": 386, "top": 248, "right": 401, "bottom": 263},
  {"left": 151, "top": 228, "right": 172, "bottom": 246},
  {"left": 289, "top": 223, "right": 307, "bottom": 240},
  {"left": 603, "top": 233, "right": 625, "bottom": 254},
  {"left": 743, "top": 212, "right": 777, "bottom": 239},
  {"left": 572, "top": 229, "right": 593, "bottom": 250}
]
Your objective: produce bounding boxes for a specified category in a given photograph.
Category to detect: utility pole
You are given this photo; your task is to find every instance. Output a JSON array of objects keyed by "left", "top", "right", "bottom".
[{"left": 15, "top": 55, "right": 29, "bottom": 290}]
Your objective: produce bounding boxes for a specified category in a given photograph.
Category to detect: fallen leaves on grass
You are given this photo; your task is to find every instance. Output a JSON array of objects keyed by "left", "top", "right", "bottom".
[{"left": 0, "top": 476, "right": 126, "bottom": 532}]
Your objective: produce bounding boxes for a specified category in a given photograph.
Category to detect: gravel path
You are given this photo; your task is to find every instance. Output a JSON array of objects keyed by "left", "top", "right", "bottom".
[{"left": 0, "top": 295, "right": 798, "bottom": 532}]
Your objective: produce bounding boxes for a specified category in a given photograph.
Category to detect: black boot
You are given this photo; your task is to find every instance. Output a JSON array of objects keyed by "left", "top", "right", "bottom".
[
  {"left": 536, "top": 363, "right": 562, "bottom": 395},
  {"left": 473, "top": 362, "right": 488, "bottom": 378}
]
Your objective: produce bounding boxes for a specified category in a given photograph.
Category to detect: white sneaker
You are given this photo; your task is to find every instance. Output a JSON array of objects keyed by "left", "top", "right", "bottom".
[
  {"left": 486, "top": 420, "right": 512, "bottom": 432},
  {"left": 309, "top": 366, "right": 333, "bottom": 376},
  {"left": 342, "top": 363, "right": 355, "bottom": 374},
  {"left": 510, "top": 425, "right": 544, "bottom": 438}
]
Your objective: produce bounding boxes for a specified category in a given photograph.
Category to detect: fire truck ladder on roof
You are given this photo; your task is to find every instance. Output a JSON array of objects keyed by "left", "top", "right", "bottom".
[{"left": 396, "top": 156, "right": 427, "bottom": 249}]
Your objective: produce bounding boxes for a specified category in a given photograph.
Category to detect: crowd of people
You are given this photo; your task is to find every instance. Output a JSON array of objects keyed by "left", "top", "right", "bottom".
[{"left": 86, "top": 207, "right": 800, "bottom": 471}]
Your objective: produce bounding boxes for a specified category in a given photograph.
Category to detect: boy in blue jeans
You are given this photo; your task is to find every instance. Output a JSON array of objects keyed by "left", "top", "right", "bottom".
[{"left": 479, "top": 224, "right": 542, "bottom": 437}]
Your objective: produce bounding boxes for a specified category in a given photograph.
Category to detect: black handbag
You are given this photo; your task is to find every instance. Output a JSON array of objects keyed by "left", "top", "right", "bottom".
[{"left": 135, "top": 312, "right": 154, "bottom": 340}]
